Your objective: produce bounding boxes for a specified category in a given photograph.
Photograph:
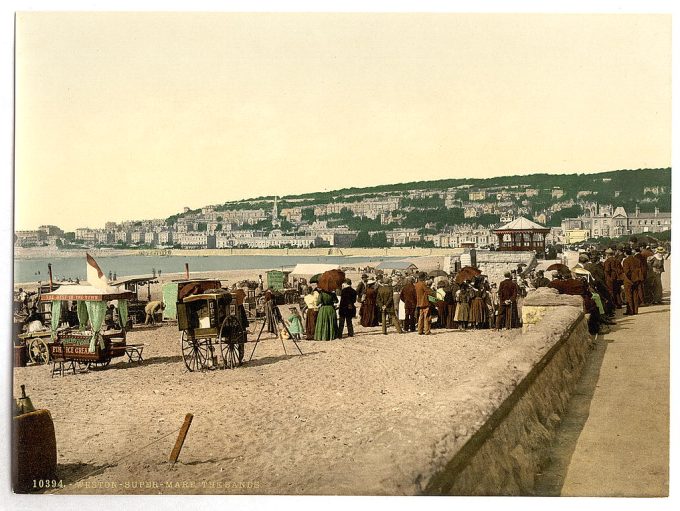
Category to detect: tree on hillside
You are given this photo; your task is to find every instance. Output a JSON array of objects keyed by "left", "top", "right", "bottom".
[
  {"left": 351, "top": 230, "right": 371, "bottom": 247},
  {"left": 370, "top": 231, "right": 388, "bottom": 248},
  {"left": 548, "top": 205, "right": 583, "bottom": 227}
]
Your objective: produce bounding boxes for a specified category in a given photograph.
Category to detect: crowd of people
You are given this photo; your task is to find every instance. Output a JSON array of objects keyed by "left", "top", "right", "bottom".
[
  {"left": 526, "top": 238, "right": 667, "bottom": 335},
  {"left": 278, "top": 237, "right": 667, "bottom": 341},
  {"left": 294, "top": 269, "right": 525, "bottom": 341}
]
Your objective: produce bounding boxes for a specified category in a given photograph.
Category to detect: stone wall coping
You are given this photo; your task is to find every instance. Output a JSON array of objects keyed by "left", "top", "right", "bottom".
[{"left": 416, "top": 305, "right": 585, "bottom": 493}]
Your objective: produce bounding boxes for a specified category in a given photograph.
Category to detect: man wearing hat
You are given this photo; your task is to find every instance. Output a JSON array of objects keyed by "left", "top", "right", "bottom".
[
  {"left": 622, "top": 247, "right": 644, "bottom": 315},
  {"left": 633, "top": 245, "right": 649, "bottom": 306},
  {"left": 532, "top": 270, "right": 550, "bottom": 289},
  {"left": 649, "top": 247, "right": 666, "bottom": 304},
  {"left": 575, "top": 253, "right": 590, "bottom": 269},
  {"left": 603, "top": 247, "right": 623, "bottom": 309},
  {"left": 399, "top": 276, "right": 418, "bottom": 332},
  {"left": 496, "top": 272, "right": 520, "bottom": 329},
  {"left": 414, "top": 273, "right": 435, "bottom": 335},
  {"left": 338, "top": 279, "right": 358, "bottom": 338},
  {"left": 376, "top": 277, "right": 403, "bottom": 335}
]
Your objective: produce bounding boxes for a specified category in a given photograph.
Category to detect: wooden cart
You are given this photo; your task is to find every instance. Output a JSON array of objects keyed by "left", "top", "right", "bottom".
[
  {"left": 177, "top": 288, "right": 307, "bottom": 372},
  {"left": 177, "top": 291, "right": 247, "bottom": 371}
]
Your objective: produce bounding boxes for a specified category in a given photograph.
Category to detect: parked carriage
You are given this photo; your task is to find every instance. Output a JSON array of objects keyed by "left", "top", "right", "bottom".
[
  {"left": 176, "top": 290, "right": 247, "bottom": 371},
  {"left": 176, "top": 288, "right": 304, "bottom": 372}
]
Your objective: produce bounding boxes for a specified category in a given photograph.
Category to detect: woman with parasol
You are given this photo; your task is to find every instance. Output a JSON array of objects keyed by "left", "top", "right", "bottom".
[{"left": 314, "top": 270, "right": 344, "bottom": 341}]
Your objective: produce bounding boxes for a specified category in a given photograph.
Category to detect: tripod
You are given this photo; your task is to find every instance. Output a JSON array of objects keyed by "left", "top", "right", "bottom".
[{"left": 248, "top": 303, "right": 304, "bottom": 362}]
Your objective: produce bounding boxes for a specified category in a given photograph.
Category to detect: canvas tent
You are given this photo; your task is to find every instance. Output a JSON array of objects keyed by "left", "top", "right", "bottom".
[
  {"left": 375, "top": 261, "right": 418, "bottom": 271},
  {"left": 290, "top": 263, "right": 341, "bottom": 276}
]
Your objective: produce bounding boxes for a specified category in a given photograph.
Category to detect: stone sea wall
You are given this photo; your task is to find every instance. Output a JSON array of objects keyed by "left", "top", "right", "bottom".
[{"left": 418, "top": 288, "right": 590, "bottom": 495}]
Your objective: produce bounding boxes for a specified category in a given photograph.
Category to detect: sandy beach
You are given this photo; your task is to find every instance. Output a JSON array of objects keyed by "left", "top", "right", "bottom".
[
  {"left": 12, "top": 254, "right": 579, "bottom": 494},
  {"left": 13, "top": 316, "right": 522, "bottom": 495}
]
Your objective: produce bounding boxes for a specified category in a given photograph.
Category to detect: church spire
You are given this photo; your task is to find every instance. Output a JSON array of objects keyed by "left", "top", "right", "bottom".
[{"left": 272, "top": 196, "right": 280, "bottom": 227}]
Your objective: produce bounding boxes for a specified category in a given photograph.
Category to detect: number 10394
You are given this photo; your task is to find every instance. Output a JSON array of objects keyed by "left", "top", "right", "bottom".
[{"left": 33, "top": 479, "right": 64, "bottom": 489}]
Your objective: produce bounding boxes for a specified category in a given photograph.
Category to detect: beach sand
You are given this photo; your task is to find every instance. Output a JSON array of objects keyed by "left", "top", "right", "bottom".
[
  {"left": 13, "top": 256, "right": 579, "bottom": 495},
  {"left": 13, "top": 316, "right": 521, "bottom": 495}
]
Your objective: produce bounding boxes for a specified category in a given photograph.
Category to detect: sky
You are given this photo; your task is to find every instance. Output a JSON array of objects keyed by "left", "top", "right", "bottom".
[{"left": 13, "top": 11, "right": 672, "bottom": 231}]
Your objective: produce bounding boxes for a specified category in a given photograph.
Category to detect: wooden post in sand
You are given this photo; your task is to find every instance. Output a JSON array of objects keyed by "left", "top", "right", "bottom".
[
  {"left": 169, "top": 413, "right": 193, "bottom": 463},
  {"left": 185, "top": 263, "right": 190, "bottom": 279}
]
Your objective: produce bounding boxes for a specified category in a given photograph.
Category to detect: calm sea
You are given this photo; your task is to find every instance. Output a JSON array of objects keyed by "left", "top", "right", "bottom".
[{"left": 13, "top": 254, "right": 393, "bottom": 284}]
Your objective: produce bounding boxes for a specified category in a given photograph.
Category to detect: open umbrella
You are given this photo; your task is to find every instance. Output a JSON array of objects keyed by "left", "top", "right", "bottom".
[
  {"left": 428, "top": 269, "right": 448, "bottom": 278},
  {"left": 309, "top": 273, "right": 321, "bottom": 284},
  {"left": 546, "top": 263, "right": 571, "bottom": 276},
  {"left": 455, "top": 266, "right": 482, "bottom": 284},
  {"left": 317, "top": 269, "right": 346, "bottom": 293}
]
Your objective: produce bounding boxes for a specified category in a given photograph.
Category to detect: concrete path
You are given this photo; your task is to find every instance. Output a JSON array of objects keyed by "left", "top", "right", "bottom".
[{"left": 535, "top": 262, "right": 670, "bottom": 497}]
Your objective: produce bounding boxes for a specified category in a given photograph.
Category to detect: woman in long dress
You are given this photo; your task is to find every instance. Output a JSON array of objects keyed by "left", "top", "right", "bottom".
[
  {"left": 468, "top": 278, "right": 488, "bottom": 329},
  {"left": 454, "top": 283, "right": 471, "bottom": 330},
  {"left": 359, "top": 282, "right": 379, "bottom": 327},
  {"left": 314, "top": 290, "right": 339, "bottom": 340}
]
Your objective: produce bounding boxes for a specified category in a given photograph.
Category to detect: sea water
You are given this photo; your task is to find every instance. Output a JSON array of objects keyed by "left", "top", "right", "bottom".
[{"left": 13, "top": 254, "right": 393, "bottom": 284}]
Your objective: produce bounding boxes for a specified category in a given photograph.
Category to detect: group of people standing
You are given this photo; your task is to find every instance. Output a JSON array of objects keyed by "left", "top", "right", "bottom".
[
  {"left": 528, "top": 239, "right": 667, "bottom": 335},
  {"left": 298, "top": 269, "right": 522, "bottom": 341}
]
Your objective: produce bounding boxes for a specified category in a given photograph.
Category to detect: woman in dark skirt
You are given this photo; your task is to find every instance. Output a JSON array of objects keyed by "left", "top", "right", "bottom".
[
  {"left": 468, "top": 277, "right": 488, "bottom": 329},
  {"left": 359, "top": 281, "right": 379, "bottom": 327},
  {"left": 444, "top": 282, "right": 458, "bottom": 329}
]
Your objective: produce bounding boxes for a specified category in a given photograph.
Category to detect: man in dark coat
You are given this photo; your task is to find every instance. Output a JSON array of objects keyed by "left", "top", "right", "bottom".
[
  {"left": 532, "top": 270, "right": 550, "bottom": 288},
  {"left": 622, "top": 247, "right": 644, "bottom": 315},
  {"left": 399, "top": 276, "right": 418, "bottom": 332},
  {"left": 603, "top": 248, "right": 623, "bottom": 309},
  {"left": 636, "top": 244, "right": 653, "bottom": 306},
  {"left": 338, "top": 279, "right": 358, "bottom": 338},
  {"left": 376, "top": 278, "right": 403, "bottom": 334},
  {"left": 496, "top": 272, "right": 520, "bottom": 329}
]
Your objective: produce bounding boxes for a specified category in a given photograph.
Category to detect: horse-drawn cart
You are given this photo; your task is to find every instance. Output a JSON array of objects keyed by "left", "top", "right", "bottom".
[{"left": 176, "top": 290, "right": 247, "bottom": 371}]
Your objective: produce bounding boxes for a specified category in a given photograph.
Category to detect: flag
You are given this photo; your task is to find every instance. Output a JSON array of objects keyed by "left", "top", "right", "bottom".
[{"left": 86, "top": 253, "right": 110, "bottom": 290}]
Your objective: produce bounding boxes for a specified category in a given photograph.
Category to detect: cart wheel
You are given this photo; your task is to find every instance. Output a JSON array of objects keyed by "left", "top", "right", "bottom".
[
  {"left": 219, "top": 317, "right": 246, "bottom": 369},
  {"left": 181, "top": 331, "right": 212, "bottom": 372},
  {"left": 28, "top": 339, "right": 50, "bottom": 365}
]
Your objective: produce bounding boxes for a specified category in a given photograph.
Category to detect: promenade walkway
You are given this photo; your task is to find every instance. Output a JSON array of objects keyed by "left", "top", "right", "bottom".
[{"left": 535, "top": 261, "right": 670, "bottom": 497}]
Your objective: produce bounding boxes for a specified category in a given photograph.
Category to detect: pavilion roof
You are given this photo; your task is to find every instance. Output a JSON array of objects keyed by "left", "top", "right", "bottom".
[{"left": 493, "top": 216, "right": 550, "bottom": 232}]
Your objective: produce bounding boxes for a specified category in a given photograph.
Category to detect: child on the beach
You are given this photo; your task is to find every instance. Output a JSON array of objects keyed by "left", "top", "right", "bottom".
[{"left": 287, "top": 307, "right": 303, "bottom": 340}]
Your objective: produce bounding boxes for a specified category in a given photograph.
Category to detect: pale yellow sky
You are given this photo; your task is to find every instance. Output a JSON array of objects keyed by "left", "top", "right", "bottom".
[{"left": 14, "top": 12, "right": 671, "bottom": 231}]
